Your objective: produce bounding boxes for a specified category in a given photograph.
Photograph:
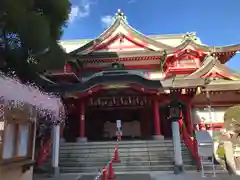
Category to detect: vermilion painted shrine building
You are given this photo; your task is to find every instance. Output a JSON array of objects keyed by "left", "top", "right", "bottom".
[{"left": 44, "top": 10, "right": 240, "bottom": 142}]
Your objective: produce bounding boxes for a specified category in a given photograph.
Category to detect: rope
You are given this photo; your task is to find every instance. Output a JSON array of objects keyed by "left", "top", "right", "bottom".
[{"left": 93, "top": 135, "right": 121, "bottom": 180}]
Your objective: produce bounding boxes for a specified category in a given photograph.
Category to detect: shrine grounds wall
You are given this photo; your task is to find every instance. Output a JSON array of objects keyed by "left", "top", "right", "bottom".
[{"left": 191, "top": 107, "right": 227, "bottom": 125}]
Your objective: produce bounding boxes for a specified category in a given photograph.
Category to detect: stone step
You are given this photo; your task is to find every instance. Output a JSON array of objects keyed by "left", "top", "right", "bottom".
[
  {"left": 60, "top": 140, "right": 174, "bottom": 146},
  {"left": 59, "top": 142, "right": 182, "bottom": 149},
  {"left": 59, "top": 144, "right": 178, "bottom": 150},
  {"left": 59, "top": 153, "right": 192, "bottom": 160},
  {"left": 60, "top": 148, "right": 188, "bottom": 154},
  {"left": 59, "top": 158, "right": 194, "bottom": 166},
  {"left": 59, "top": 159, "right": 196, "bottom": 167},
  {"left": 60, "top": 148, "right": 169, "bottom": 153},
  {"left": 60, "top": 164, "right": 224, "bottom": 174},
  {"left": 60, "top": 164, "right": 198, "bottom": 173}
]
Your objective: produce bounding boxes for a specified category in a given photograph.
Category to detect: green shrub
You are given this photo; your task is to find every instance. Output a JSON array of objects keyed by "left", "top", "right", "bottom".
[{"left": 216, "top": 144, "right": 225, "bottom": 160}]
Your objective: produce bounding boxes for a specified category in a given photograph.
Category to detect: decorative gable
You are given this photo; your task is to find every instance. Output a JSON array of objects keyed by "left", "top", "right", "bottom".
[
  {"left": 186, "top": 55, "right": 240, "bottom": 80},
  {"left": 69, "top": 9, "right": 172, "bottom": 55},
  {"left": 202, "top": 66, "right": 235, "bottom": 80},
  {"left": 94, "top": 33, "right": 154, "bottom": 52}
]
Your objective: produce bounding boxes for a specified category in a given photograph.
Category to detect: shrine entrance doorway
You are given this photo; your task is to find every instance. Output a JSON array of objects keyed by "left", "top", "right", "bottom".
[
  {"left": 85, "top": 89, "right": 153, "bottom": 141},
  {"left": 159, "top": 105, "right": 172, "bottom": 138},
  {"left": 85, "top": 107, "right": 153, "bottom": 141}
]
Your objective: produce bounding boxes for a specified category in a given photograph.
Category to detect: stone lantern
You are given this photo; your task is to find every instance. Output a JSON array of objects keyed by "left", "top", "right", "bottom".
[{"left": 169, "top": 97, "right": 184, "bottom": 174}]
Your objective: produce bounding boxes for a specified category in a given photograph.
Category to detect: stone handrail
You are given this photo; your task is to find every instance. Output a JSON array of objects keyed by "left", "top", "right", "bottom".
[
  {"left": 224, "top": 141, "right": 240, "bottom": 175},
  {"left": 233, "top": 144, "right": 240, "bottom": 172}
]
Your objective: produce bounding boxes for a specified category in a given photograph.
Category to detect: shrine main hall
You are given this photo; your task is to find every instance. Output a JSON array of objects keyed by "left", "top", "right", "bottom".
[{"left": 44, "top": 10, "right": 240, "bottom": 142}]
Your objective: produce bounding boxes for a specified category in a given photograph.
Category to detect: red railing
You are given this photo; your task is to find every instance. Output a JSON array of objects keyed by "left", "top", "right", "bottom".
[
  {"left": 36, "top": 138, "right": 52, "bottom": 166},
  {"left": 180, "top": 121, "right": 201, "bottom": 170},
  {"left": 36, "top": 125, "right": 63, "bottom": 167}
]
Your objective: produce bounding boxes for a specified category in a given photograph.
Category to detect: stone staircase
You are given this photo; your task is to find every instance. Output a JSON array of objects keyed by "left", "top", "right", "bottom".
[{"left": 58, "top": 140, "right": 197, "bottom": 173}]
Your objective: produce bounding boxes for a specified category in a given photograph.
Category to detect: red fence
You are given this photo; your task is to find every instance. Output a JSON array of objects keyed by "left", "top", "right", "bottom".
[{"left": 180, "top": 121, "right": 201, "bottom": 170}]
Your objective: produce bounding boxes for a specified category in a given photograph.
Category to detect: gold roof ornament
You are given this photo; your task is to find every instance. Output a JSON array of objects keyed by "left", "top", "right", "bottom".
[
  {"left": 182, "top": 32, "right": 197, "bottom": 42},
  {"left": 115, "top": 9, "right": 127, "bottom": 22},
  {"left": 196, "top": 86, "right": 202, "bottom": 95}
]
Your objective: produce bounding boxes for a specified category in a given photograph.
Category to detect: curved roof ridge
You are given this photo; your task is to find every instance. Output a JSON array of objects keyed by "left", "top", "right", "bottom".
[
  {"left": 165, "top": 35, "right": 240, "bottom": 54},
  {"left": 70, "top": 10, "right": 174, "bottom": 55},
  {"left": 214, "top": 61, "right": 240, "bottom": 79},
  {"left": 113, "top": 9, "right": 172, "bottom": 49},
  {"left": 122, "top": 22, "right": 172, "bottom": 49},
  {"left": 186, "top": 55, "right": 240, "bottom": 80},
  {"left": 69, "top": 16, "right": 122, "bottom": 55},
  {"left": 148, "top": 32, "right": 196, "bottom": 38},
  {"left": 185, "top": 55, "right": 217, "bottom": 79}
]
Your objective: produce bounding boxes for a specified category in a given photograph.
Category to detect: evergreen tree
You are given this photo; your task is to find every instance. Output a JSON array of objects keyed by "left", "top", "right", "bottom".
[
  {"left": 224, "top": 105, "right": 240, "bottom": 134},
  {"left": 0, "top": 0, "right": 71, "bottom": 83}
]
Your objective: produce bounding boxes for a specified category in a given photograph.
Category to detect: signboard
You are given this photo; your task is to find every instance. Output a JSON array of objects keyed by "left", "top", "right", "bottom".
[{"left": 116, "top": 120, "right": 121, "bottom": 128}]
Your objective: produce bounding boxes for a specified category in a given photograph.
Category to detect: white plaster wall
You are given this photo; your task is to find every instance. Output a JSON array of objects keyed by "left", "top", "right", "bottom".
[
  {"left": 0, "top": 167, "right": 33, "bottom": 180},
  {"left": 60, "top": 44, "right": 83, "bottom": 53},
  {"left": 191, "top": 107, "right": 227, "bottom": 124}
]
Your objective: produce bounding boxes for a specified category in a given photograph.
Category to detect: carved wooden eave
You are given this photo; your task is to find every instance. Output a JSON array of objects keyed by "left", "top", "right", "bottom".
[
  {"left": 75, "top": 50, "right": 165, "bottom": 60},
  {"left": 169, "top": 38, "right": 240, "bottom": 54},
  {"left": 185, "top": 55, "right": 240, "bottom": 80},
  {"left": 69, "top": 9, "right": 173, "bottom": 56},
  {"left": 43, "top": 72, "right": 81, "bottom": 84},
  {"left": 39, "top": 74, "right": 57, "bottom": 84},
  {"left": 203, "top": 80, "right": 240, "bottom": 92},
  {"left": 164, "top": 36, "right": 240, "bottom": 63}
]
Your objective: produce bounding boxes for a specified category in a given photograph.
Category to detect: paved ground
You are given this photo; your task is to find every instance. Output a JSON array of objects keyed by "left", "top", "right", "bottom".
[
  {"left": 151, "top": 172, "right": 239, "bottom": 180},
  {"left": 33, "top": 174, "right": 81, "bottom": 180},
  {"left": 33, "top": 172, "right": 239, "bottom": 180}
]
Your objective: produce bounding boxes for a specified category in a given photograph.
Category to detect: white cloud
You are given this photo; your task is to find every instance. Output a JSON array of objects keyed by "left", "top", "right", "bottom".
[
  {"left": 101, "top": 15, "right": 113, "bottom": 28},
  {"left": 69, "top": 6, "right": 79, "bottom": 23},
  {"left": 68, "top": 0, "right": 94, "bottom": 23}
]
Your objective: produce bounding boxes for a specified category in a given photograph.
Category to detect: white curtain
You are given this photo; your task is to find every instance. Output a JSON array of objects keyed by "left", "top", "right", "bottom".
[
  {"left": 3, "top": 124, "right": 15, "bottom": 159},
  {"left": 131, "top": 121, "right": 141, "bottom": 137},
  {"left": 122, "top": 122, "right": 132, "bottom": 136},
  {"left": 104, "top": 121, "right": 116, "bottom": 138},
  {"left": 18, "top": 124, "right": 29, "bottom": 157}
]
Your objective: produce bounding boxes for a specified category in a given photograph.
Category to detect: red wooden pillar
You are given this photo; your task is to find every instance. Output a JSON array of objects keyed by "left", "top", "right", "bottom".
[
  {"left": 153, "top": 99, "right": 161, "bottom": 136},
  {"left": 185, "top": 103, "right": 193, "bottom": 136}
]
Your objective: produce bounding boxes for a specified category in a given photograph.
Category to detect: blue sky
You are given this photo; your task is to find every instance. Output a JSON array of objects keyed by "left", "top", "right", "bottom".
[{"left": 62, "top": 0, "right": 240, "bottom": 70}]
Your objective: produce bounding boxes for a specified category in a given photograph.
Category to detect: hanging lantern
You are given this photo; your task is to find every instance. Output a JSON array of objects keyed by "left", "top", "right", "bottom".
[{"left": 169, "top": 97, "right": 182, "bottom": 120}]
